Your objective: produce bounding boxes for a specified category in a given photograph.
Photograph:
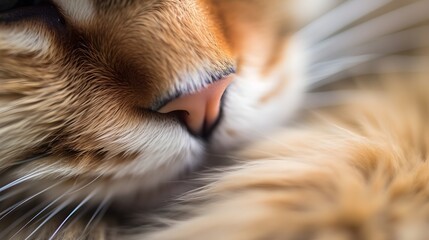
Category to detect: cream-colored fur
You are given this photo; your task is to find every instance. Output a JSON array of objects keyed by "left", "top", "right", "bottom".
[
  {"left": 140, "top": 74, "right": 429, "bottom": 240},
  {"left": 0, "top": 0, "right": 313, "bottom": 206},
  {"left": 0, "top": 0, "right": 320, "bottom": 238},
  {"left": 1, "top": 0, "right": 428, "bottom": 239}
]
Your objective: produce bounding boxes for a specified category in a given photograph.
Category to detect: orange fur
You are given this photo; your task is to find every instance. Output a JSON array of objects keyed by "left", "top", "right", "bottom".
[
  {"left": 2, "top": 1, "right": 427, "bottom": 239},
  {"left": 0, "top": 0, "right": 309, "bottom": 238}
]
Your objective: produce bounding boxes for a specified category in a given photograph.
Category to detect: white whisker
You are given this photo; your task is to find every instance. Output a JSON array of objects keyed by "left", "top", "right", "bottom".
[
  {"left": 82, "top": 195, "right": 109, "bottom": 233},
  {"left": 62, "top": 205, "right": 90, "bottom": 233},
  {"left": 307, "top": 55, "right": 378, "bottom": 87},
  {"left": 0, "top": 171, "right": 46, "bottom": 193},
  {"left": 0, "top": 201, "right": 45, "bottom": 239},
  {"left": 10, "top": 191, "right": 70, "bottom": 239},
  {"left": 0, "top": 182, "right": 61, "bottom": 221},
  {"left": 89, "top": 202, "right": 110, "bottom": 230},
  {"left": 79, "top": 194, "right": 111, "bottom": 240},
  {"left": 307, "top": 27, "right": 429, "bottom": 88},
  {"left": 24, "top": 197, "right": 75, "bottom": 240},
  {"left": 308, "top": 0, "right": 429, "bottom": 62},
  {"left": 10, "top": 176, "right": 101, "bottom": 239},
  {"left": 329, "top": 26, "right": 429, "bottom": 60},
  {"left": 48, "top": 191, "right": 96, "bottom": 240},
  {"left": 0, "top": 187, "right": 28, "bottom": 202},
  {"left": 299, "top": 0, "right": 391, "bottom": 45},
  {"left": 67, "top": 172, "right": 105, "bottom": 196},
  {"left": 310, "top": 55, "right": 429, "bottom": 88}
]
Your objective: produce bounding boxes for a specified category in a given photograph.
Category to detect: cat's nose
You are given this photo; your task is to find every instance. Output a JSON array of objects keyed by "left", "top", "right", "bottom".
[{"left": 158, "top": 75, "right": 234, "bottom": 137}]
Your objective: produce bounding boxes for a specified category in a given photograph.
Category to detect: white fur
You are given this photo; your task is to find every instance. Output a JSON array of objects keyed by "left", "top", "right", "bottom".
[
  {"left": 211, "top": 37, "right": 307, "bottom": 152},
  {"left": 54, "top": 0, "right": 95, "bottom": 24},
  {"left": 0, "top": 29, "right": 49, "bottom": 53}
]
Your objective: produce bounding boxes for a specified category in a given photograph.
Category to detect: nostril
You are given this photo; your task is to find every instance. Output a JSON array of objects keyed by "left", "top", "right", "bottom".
[
  {"left": 169, "top": 110, "right": 190, "bottom": 126},
  {"left": 158, "top": 75, "right": 234, "bottom": 137}
]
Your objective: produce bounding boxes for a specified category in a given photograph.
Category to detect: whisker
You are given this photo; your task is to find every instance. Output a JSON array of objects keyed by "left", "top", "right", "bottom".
[
  {"left": 48, "top": 191, "right": 96, "bottom": 240},
  {"left": 0, "top": 186, "right": 28, "bottom": 202},
  {"left": 307, "top": 27, "right": 429, "bottom": 88},
  {"left": 307, "top": 54, "right": 378, "bottom": 87},
  {"left": 9, "top": 173, "right": 103, "bottom": 239},
  {"left": 310, "top": 55, "right": 429, "bottom": 88},
  {"left": 0, "top": 171, "right": 47, "bottom": 193},
  {"left": 11, "top": 176, "right": 102, "bottom": 240},
  {"left": 308, "top": 0, "right": 429, "bottom": 62},
  {"left": 67, "top": 171, "right": 106, "bottom": 196},
  {"left": 82, "top": 195, "right": 110, "bottom": 234},
  {"left": 10, "top": 190, "right": 71, "bottom": 239},
  {"left": 0, "top": 181, "right": 62, "bottom": 221},
  {"left": 0, "top": 201, "right": 46, "bottom": 239},
  {"left": 80, "top": 195, "right": 112, "bottom": 240},
  {"left": 88, "top": 202, "right": 111, "bottom": 234},
  {"left": 24, "top": 197, "right": 75, "bottom": 240},
  {"left": 326, "top": 26, "right": 429, "bottom": 61},
  {"left": 299, "top": 0, "right": 392, "bottom": 45},
  {"left": 62, "top": 205, "right": 90, "bottom": 234}
]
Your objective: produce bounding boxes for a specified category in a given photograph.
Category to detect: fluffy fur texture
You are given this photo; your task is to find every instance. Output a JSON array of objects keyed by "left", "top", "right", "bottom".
[
  {"left": 0, "top": 0, "right": 317, "bottom": 239},
  {"left": 140, "top": 76, "right": 429, "bottom": 240},
  {"left": 1, "top": 0, "right": 429, "bottom": 239},
  {"left": 0, "top": 0, "right": 310, "bottom": 207}
]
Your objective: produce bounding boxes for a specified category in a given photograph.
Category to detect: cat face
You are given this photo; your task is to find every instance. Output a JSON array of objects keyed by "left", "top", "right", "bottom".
[{"left": 0, "top": 0, "right": 306, "bottom": 204}]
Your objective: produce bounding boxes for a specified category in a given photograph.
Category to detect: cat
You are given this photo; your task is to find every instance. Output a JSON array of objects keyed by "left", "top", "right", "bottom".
[
  {"left": 1, "top": 0, "right": 428, "bottom": 239},
  {"left": 0, "top": 0, "right": 331, "bottom": 239}
]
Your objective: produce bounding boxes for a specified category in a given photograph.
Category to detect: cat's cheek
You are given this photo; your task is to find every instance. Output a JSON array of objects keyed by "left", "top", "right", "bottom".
[
  {"left": 15, "top": 120, "right": 207, "bottom": 206},
  {"left": 25, "top": 135, "right": 205, "bottom": 207}
]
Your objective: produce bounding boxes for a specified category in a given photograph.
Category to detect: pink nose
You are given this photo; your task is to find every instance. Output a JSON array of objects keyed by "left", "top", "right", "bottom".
[{"left": 158, "top": 75, "right": 234, "bottom": 136}]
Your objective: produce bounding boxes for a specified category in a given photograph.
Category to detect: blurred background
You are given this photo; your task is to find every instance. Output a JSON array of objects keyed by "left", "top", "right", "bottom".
[{"left": 299, "top": 0, "right": 429, "bottom": 108}]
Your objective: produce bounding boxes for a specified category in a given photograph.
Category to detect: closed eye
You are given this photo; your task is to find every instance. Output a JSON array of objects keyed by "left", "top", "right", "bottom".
[
  {"left": 0, "top": 0, "right": 65, "bottom": 26},
  {"left": 0, "top": 0, "right": 53, "bottom": 12}
]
